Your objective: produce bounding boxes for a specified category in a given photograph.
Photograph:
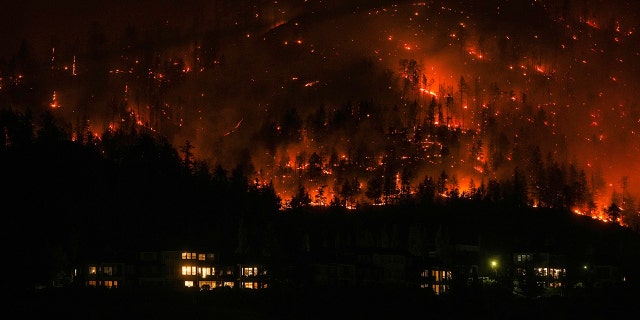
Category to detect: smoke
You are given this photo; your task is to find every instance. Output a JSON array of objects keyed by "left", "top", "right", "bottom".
[{"left": 3, "top": 0, "right": 640, "bottom": 208}]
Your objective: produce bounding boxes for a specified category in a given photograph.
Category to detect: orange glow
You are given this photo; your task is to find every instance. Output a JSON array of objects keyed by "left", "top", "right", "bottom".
[{"left": 50, "top": 91, "right": 60, "bottom": 109}]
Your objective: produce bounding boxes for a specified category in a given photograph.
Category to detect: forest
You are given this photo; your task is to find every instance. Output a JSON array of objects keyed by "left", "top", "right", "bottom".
[{"left": 2, "top": 107, "right": 639, "bottom": 292}]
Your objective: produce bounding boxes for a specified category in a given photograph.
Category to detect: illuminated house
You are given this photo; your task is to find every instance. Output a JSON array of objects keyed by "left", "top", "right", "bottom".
[
  {"left": 84, "top": 262, "right": 127, "bottom": 289},
  {"left": 418, "top": 265, "right": 452, "bottom": 295},
  {"left": 426, "top": 224, "right": 480, "bottom": 293},
  {"left": 83, "top": 251, "right": 215, "bottom": 289},
  {"left": 512, "top": 252, "right": 567, "bottom": 297},
  {"left": 81, "top": 250, "right": 268, "bottom": 290},
  {"left": 238, "top": 264, "right": 269, "bottom": 289},
  {"left": 174, "top": 251, "right": 217, "bottom": 289},
  {"left": 145, "top": 250, "right": 267, "bottom": 290}
]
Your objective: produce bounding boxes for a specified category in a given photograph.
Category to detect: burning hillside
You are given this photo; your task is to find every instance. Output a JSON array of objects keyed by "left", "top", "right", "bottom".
[{"left": 1, "top": 0, "right": 640, "bottom": 224}]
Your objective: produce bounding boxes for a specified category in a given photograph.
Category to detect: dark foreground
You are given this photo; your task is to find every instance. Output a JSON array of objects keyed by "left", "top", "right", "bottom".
[{"left": 13, "top": 285, "right": 639, "bottom": 320}]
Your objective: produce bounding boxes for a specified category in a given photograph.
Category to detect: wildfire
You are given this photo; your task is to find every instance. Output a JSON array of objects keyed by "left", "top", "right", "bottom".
[
  {"left": 419, "top": 88, "right": 437, "bottom": 96},
  {"left": 50, "top": 91, "right": 60, "bottom": 109}
]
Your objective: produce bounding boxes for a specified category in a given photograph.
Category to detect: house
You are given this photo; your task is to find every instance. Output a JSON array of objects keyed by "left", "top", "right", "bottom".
[
  {"left": 418, "top": 264, "right": 452, "bottom": 295},
  {"left": 512, "top": 252, "right": 567, "bottom": 297},
  {"left": 355, "top": 249, "right": 411, "bottom": 288},
  {"left": 84, "top": 262, "right": 127, "bottom": 289},
  {"left": 81, "top": 250, "right": 267, "bottom": 291},
  {"left": 238, "top": 263, "right": 269, "bottom": 289},
  {"left": 593, "top": 265, "right": 624, "bottom": 287},
  {"left": 311, "top": 262, "right": 357, "bottom": 287}
]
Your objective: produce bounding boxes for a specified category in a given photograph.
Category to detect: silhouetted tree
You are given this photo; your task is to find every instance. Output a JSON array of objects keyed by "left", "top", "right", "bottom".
[
  {"left": 0, "top": 108, "right": 34, "bottom": 149},
  {"left": 436, "top": 170, "right": 448, "bottom": 195},
  {"left": 180, "top": 139, "right": 195, "bottom": 171},
  {"left": 36, "top": 109, "right": 70, "bottom": 144},
  {"left": 282, "top": 107, "right": 303, "bottom": 143},
  {"left": 511, "top": 167, "right": 528, "bottom": 208},
  {"left": 307, "top": 152, "right": 324, "bottom": 180},
  {"left": 606, "top": 203, "right": 622, "bottom": 223},
  {"left": 314, "top": 185, "right": 328, "bottom": 206},
  {"left": 365, "top": 176, "right": 384, "bottom": 205},
  {"left": 290, "top": 183, "right": 312, "bottom": 209}
]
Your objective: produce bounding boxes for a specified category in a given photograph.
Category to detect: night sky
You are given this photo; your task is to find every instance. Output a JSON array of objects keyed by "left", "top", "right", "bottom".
[{"left": 2, "top": 0, "right": 640, "bottom": 217}]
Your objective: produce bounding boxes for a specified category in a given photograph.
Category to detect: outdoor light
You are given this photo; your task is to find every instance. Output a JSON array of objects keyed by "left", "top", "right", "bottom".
[{"left": 490, "top": 259, "right": 498, "bottom": 279}]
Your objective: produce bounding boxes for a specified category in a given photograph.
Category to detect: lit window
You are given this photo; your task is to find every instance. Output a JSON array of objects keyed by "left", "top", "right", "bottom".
[
  {"left": 198, "top": 253, "right": 206, "bottom": 261},
  {"left": 243, "top": 267, "right": 257, "bottom": 276},
  {"left": 201, "top": 267, "right": 212, "bottom": 278},
  {"left": 89, "top": 266, "right": 97, "bottom": 275},
  {"left": 182, "top": 252, "right": 196, "bottom": 260},
  {"left": 432, "top": 270, "right": 444, "bottom": 282},
  {"left": 182, "top": 266, "right": 197, "bottom": 275},
  {"left": 223, "top": 281, "right": 234, "bottom": 288},
  {"left": 103, "top": 266, "right": 113, "bottom": 276},
  {"left": 87, "top": 280, "right": 97, "bottom": 287},
  {"left": 185, "top": 281, "right": 194, "bottom": 287}
]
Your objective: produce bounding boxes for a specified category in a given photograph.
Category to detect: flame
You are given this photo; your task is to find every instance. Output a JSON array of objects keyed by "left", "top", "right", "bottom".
[{"left": 50, "top": 91, "right": 60, "bottom": 109}]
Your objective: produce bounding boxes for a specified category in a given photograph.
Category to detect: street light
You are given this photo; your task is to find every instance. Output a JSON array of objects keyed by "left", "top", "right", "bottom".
[{"left": 490, "top": 259, "right": 498, "bottom": 280}]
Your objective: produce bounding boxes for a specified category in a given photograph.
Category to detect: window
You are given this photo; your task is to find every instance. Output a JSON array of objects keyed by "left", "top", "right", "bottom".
[
  {"left": 243, "top": 267, "right": 257, "bottom": 276},
  {"left": 184, "top": 281, "right": 194, "bottom": 287},
  {"left": 103, "top": 266, "right": 113, "bottom": 276},
  {"left": 516, "top": 254, "right": 532, "bottom": 262},
  {"left": 431, "top": 270, "right": 448, "bottom": 282},
  {"left": 87, "top": 280, "right": 97, "bottom": 287},
  {"left": 223, "top": 281, "right": 235, "bottom": 288},
  {"left": 432, "top": 284, "right": 442, "bottom": 295},
  {"left": 182, "top": 265, "right": 197, "bottom": 275},
  {"left": 536, "top": 267, "right": 548, "bottom": 276},
  {"left": 182, "top": 252, "right": 196, "bottom": 260},
  {"left": 201, "top": 267, "right": 212, "bottom": 278},
  {"left": 89, "top": 266, "right": 97, "bottom": 275},
  {"left": 549, "top": 268, "right": 566, "bottom": 279},
  {"left": 198, "top": 253, "right": 206, "bottom": 261}
]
